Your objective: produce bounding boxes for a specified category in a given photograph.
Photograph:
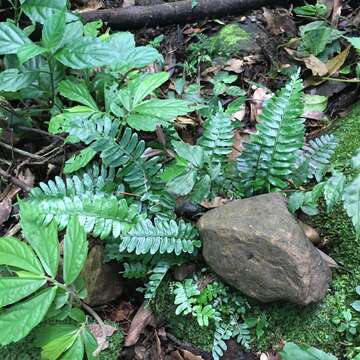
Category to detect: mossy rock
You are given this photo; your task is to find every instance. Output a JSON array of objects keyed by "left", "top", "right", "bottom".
[{"left": 212, "top": 23, "right": 260, "bottom": 56}]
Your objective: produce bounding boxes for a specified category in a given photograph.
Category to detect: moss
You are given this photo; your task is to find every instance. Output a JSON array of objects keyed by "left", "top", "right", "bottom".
[
  {"left": 153, "top": 278, "right": 214, "bottom": 352},
  {"left": 252, "top": 103, "right": 360, "bottom": 357},
  {"left": 99, "top": 321, "right": 124, "bottom": 360}
]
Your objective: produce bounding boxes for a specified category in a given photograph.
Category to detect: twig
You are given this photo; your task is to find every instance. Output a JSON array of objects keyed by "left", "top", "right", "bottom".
[
  {"left": 0, "top": 141, "right": 44, "bottom": 160},
  {"left": 81, "top": 301, "right": 108, "bottom": 356},
  {"left": 18, "top": 126, "right": 65, "bottom": 141},
  {"left": 0, "top": 168, "right": 32, "bottom": 192}
]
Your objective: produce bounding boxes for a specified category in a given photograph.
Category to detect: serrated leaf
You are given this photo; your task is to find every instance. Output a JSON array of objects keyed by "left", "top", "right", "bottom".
[
  {"left": 0, "top": 277, "right": 46, "bottom": 308},
  {"left": 0, "top": 286, "right": 57, "bottom": 346},
  {"left": 343, "top": 175, "right": 360, "bottom": 237},
  {"left": 0, "top": 69, "right": 37, "bottom": 92},
  {"left": 21, "top": 0, "right": 67, "bottom": 24},
  {"left": 41, "top": 332, "right": 78, "bottom": 360},
  {"left": 0, "top": 236, "right": 44, "bottom": 274},
  {"left": 20, "top": 207, "right": 60, "bottom": 278},
  {"left": 63, "top": 217, "right": 88, "bottom": 285},
  {"left": 17, "top": 42, "right": 46, "bottom": 64},
  {"left": 279, "top": 342, "right": 337, "bottom": 360},
  {"left": 55, "top": 37, "right": 117, "bottom": 69},
  {"left": 42, "top": 9, "right": 65, "bottom": 49},
  {"left": 324, "top": 171, "right": 346, "bottom": 212},
  {"left": 0, "top": 22, "right": 31, "bottom": 54},
  {"left": 60, "top": 335, "right": 84, "bottom": 360},
  {"left": 82, "top": 328, "right": 98, "bottom": 360},
  {"left": 64, "top": 147, "right": 97, "bottom": 174}
]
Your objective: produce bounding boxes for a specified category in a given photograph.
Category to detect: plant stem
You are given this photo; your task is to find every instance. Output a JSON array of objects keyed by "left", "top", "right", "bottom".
[
  {"left": 47, "top": 57, "right": 56, "bottom": 107},
  {"left": 321, "top": 77, "right": 360, "bottom": 83}
]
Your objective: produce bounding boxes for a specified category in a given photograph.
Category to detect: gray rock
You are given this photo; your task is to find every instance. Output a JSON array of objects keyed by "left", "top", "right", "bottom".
[
  {"left": 198, "top": 193, "right": 331, "bottom": 305},
  {"left": 83, "top": 245, "right": 123, "bottom": 306}
]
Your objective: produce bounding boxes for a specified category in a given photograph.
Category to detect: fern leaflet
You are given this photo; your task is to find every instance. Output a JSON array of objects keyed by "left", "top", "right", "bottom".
[
  {"left": 144, "top": 261, "right": 170, "bottom": 301},
  {"left": 173, "top": 279, "right": 200, "bottom": 315}
]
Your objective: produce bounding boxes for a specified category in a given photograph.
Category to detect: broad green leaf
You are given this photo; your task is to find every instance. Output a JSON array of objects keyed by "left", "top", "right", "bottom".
[
  {"left": 34, "top": 324, "right": 79, "bottom": 347},
  {"left": 60, "top": 335, "right": 84, "bottom": 360},
  {"left": 0, "top": 286, "right": 57, "bottom": 346},
  {"left": 352, "top": 149, "right": 360, "bottom": 170},
  {"left": 172, "top": 141, "right": 204, "bottom": 167},
  {"left": 0, "top": 236, "right": 43, "bottom": 274},
  {"left": 166, "top": 169, "right": 197, "bottom": 196},
  {"left": 58, "top": 79, "right": 98, "bottom": 110},
  {"left": 0, "top": 22, "right": 31, "bottom": 54},
  {"left": 288, "top": 192, "right": 305, "bottom": 214},
  {"left": 0, "top": 69, "right": 37, "bottom": 92},
  {"left": 55, "top": 37, "right": 116, "bottom": 69},
  {"left": 63, "top": 217, "right": 88, "bottom": 285},
  {"left": 64, "top": 147, "right": 97, "bottom": 174},
  {"left": 21, "top": 0, "right": 67, "bottom": 24},
  {"left": 160, "top": 158, "right": 188, "bottom": 181},
  {"left": 20, "top": 206, "right": 60, "bottom": 278},
  {"left": 191, "top": 175, "right": 211, "bottom": 203},
  {"left": 324, "top": 171, "right": 346, "bottom": 212},
  {"left": 352, "top": 300, "right": 360, "bottom": 312},
  {"left": 346, "top": 37, "right": 360, "bottom": 51},
  {"left": 41, "top": 332, "right": 78, "bottom": 360},
  {"left": 130, "top": 72, "right": 169, "bottom": 106},
  {"left": 82, "top": 328, "right": 98, "bottom": 360},
  {"left": 0, "top": 277, "right": 46, "bottom": 307},
  {"left": 42, "top": 10, "right": 65, "bottom": 49},
  {"left": 17, "top": 42, "right": 46, "bottom": 64},
  {"left": 279, "top": 342, "right": 337, "bottom": 360},
  {"left": 343, "top": 175, "right": 360, "bottom": 237},
  {"left": 84, "top": 20, "right": 103, "bottom": 37},
  {"left": 62, "top": 20, "right": 84, "bottom": 46},
  {"left": 131, "top": 46, "right": 162, "bottom": 68}
]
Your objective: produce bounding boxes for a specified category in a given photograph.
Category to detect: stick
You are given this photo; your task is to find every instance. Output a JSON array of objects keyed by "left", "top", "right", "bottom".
[
  {"left": 80, "top": 0, "right": 289, "bottom": 29},
  {"left": 0, "top": 141, "right": 44, "bottom": 160}
]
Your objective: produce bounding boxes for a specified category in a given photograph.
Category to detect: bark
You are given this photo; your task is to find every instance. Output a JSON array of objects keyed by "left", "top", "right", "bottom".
[{"left": 79, "top": 0, "right": 289, "bottom": 29}]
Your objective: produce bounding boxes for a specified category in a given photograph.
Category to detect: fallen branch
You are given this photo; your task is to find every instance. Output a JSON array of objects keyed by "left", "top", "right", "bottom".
[
  {"left": 80, "top": 0, "right": 289, "bottom": 29},
  {"left": 0, "top": 168, "right": 32, "bottom": 193}
]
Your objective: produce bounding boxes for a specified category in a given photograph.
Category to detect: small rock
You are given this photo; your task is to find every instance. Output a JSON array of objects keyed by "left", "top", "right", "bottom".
[
  {"left": 198, "top": 193, "right": 331, "bottom": 305},
  {"left": 298, "top": 220, "right": 321, "bottom": 245},
  {"left": 83, "top": 245, "right": 123, "bottom": 306}
]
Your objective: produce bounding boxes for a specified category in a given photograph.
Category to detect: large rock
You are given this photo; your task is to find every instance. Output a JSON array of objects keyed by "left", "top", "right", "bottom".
[
  {"left": 83, "top": 245, "right": 123, "bottom": 306},
  {"left": 198, "top": 193, "right": 331, "bottom": 305}
]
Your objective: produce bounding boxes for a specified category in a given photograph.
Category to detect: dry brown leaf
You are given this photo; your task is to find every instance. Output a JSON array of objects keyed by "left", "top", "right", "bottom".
[
  {"left": 88, "top": 323, "right": 117, "bottom": 352},
  {"left": 326, "top": 46, "right": 351, "bottom": 76},
  {"left": 168, "top": 351, "right": 184, "bottom": 360},
  {"left": 0, "top": 198, "right": 11, "bottom": 226},
  {"left": 176, "top": 116, "right": 197, "bottom": 125},
  {"left": 180, "top": 349, "right": 204, "bottom": 360},
  {"left": 201, "top": 196, "right": 230, "bottom": 209},
  {"left": 251, "top": 87, "right": 273, "bottom": 121},
  {"left": 231, "top": 105, "right": 246, "bottom": 122},
  {"left": 304, "top": 55, "right": 328, "bottom": 77},
  {"left": 110, "top": 301, "right": 134, "bottom": 322},
  {"left": 124, "top": 301, "right": 156, "bottom": 347},
  {"left": 317, "top": 248, "right": 338, "bottom": 268},
  {"left": 224, "top": 58, "right": 244, "bottom": 74}
]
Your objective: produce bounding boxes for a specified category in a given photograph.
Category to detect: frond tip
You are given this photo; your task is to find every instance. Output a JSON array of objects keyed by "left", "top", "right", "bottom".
[{"left": 119, "top": 219, "right": 201, "bottom": 255}]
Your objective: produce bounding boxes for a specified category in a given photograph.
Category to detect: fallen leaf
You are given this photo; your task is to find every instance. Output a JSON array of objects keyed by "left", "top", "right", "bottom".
[
  {"left": 180, "top": 349, "right": 204, "bottom": 360},
  {"left": 224, "top": 58, "right": 244, "bottom": 74},
  {"left": 326, "top": 46, "right": 351, "bottom": 76},
  {"left": 231, "top": 105, "right": 246, "bottom": 122},
  {"left": 174, "top": 263, "right": 196, "bottom": 281},
  {"left": 176, "top": 116, "right": 197, "bottom": 125},
  {"left": 110, "top": 301, "right": 134, "bottom": 322},
  {"left": 317, "top": 248, "right": 338, "bottom": 268},
  {"left": 0, "top": 198, "right": 11, "bottom": 226},
  {"left": 124, "top": 301, "right": 156, "bottom": 347},
  {"left": 304, "top": 55, "right": 328, "bottom": 77},
  {"left": 153, "top": 330, "right": 163, "bottom": 360},
  {"left": 201, "top": 196, "right": 230, "bottom": 209},
  {"left": 88, "top": 323, "right": 117, "bottom": 352},
  {"left": 168, "top": 350, "right": 184, "bottom": 360}
]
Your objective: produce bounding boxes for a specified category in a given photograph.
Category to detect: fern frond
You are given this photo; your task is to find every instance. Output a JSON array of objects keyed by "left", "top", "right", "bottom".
[
  {"left": 25, "top": 176, "right": 140, "bottom": 239},
  {"left": 119, "top": 219, "right": 201, "bottom": 255},
  {"left": 292, "top": 134, "right": 338, "bottom": 183},
  {"left": 144, "top": 261, "right": 170, "bottom": 301},
  {"left": 212, "top": 324, "right": 232, "bottom": 360},
  {"left": 174, "top": 279, "right": 200, "bottom": 315},
  {"left": 122, "top": 262, "right": 148, "bottom": 279},
  {"left": 232, "top": 322, "right": 251, "bottom": 350},
  {"left": 343, "top": 174, "right": 360, "bottom": 237},
  {"left": 237, "top": 72, "right": 304, "bottom": 193},
  {"left": 198, "top": 112, "right": 234, "bottom": 160}
]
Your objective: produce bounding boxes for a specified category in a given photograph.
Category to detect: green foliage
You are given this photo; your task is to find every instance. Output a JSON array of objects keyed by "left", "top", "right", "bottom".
[
  {"left": 174, "top": 279, "right": 200, "bottom": 315},
  {"left": 237, "top": 71, "right": 305, "bottom": 194},
  {"left": 294, "top": 2, "right": 328, "bottom": 17},
  {"left": 280, "top": 342, "right": 337, "bottom": 360},
  {"left": 144, "top": 261, "right": 171, "bottom": 301}
]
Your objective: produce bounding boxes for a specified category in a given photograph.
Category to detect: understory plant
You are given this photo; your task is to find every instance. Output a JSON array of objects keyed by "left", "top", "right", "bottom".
[{"left": 1, "top": 1, "right": 360, "bottom": 359}]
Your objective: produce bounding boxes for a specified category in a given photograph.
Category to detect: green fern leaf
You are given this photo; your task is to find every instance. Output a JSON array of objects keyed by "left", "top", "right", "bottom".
[
  {"left": 198, "top": 112, "right": 234, "bottom": 160},
  {"left": 144, "top": 261, "right": 170, "bottom": 301},
  {"left": 292, "top": 134, "right": 338, "bottom": 184},
  {"left": 25, "top": 176, "right": 140, "bottom": 239},
  {"left": 343, "top": 174, "right": 360, "bottom": 237},
  {"left": 212, "top": 324, "right": 232, "bottom": 360},
  {"left": 122, "top": 262, "right": 148, "bottom": 279},
  {"left": 174, "top": 279, "right": 200, "bottom": 315},
  {"left": 237, "top": 72, "right": 304, "bottom": 193},
  {"left": 119, "top": 219, "right": 201, "bottom": 255}
]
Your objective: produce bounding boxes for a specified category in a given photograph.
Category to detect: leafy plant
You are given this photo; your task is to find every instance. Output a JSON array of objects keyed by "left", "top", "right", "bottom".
[
  {"left": 331, "top": 309, "right": 358, "bottom": 341},
  {"left": 279, "top": 342, "right": 337, "bottom": 360},
  {"left": 294, "top": 2, "right": 328, "bottom": 17}
]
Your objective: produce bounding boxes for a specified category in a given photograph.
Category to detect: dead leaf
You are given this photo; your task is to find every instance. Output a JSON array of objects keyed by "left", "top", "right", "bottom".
[
  {"left": 326, "top": 46, "right": 351, "bottom": 76},
  {"left": 18, "top": 168, "right": 35, "bottom": 188},
  {"left": 176, "top": 116, "right": 197, "bottom": 125},
  {"left": 331, "top": 0, "right": 342, "bottom": 26},
  {"left": 263, "top": 7, "right": 296, "bottom": 35},
  {"left": 0, "top": 198, "right": 11, "bottom": 226},
  {"left": 168, "top": 351, "right": 184, "bottom": 360},
  {"left": 251, "top": 87, "right": 273, "bottom": 121},
  {"left": 174, "top": 263, "right": 196, "bottom": 281},
  {"left": 180, "top": 349, "right": 204, "bottom": 360},
  {"left": 304, "top": 55, "right": 328, "bottom": 77},
  {"left": 231, "top": 105, "right": 246, "bottom": 122},
  {"left": 224, "top": 58, "right": 244, "bottom": 74},
  {"left": 88, "top": 323, "right": 117, "bottom": 352},
  {"left": 298, "top": 221, "right": 320, "bottom": 244},
  {"left": 110, "top": 301, "right": 134, "bottom": 322},
  {"left": 317, "top": 248, "right": 338, "bottom": 268},
  {"left": 124, "top": 301, "right": 156, "bottom": 347},
  {"left": 201, "top": 196, "right": 230, "bottom": 209},
  {"left": 153, "top": 330, "right": 163, "bottom": 360}
]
